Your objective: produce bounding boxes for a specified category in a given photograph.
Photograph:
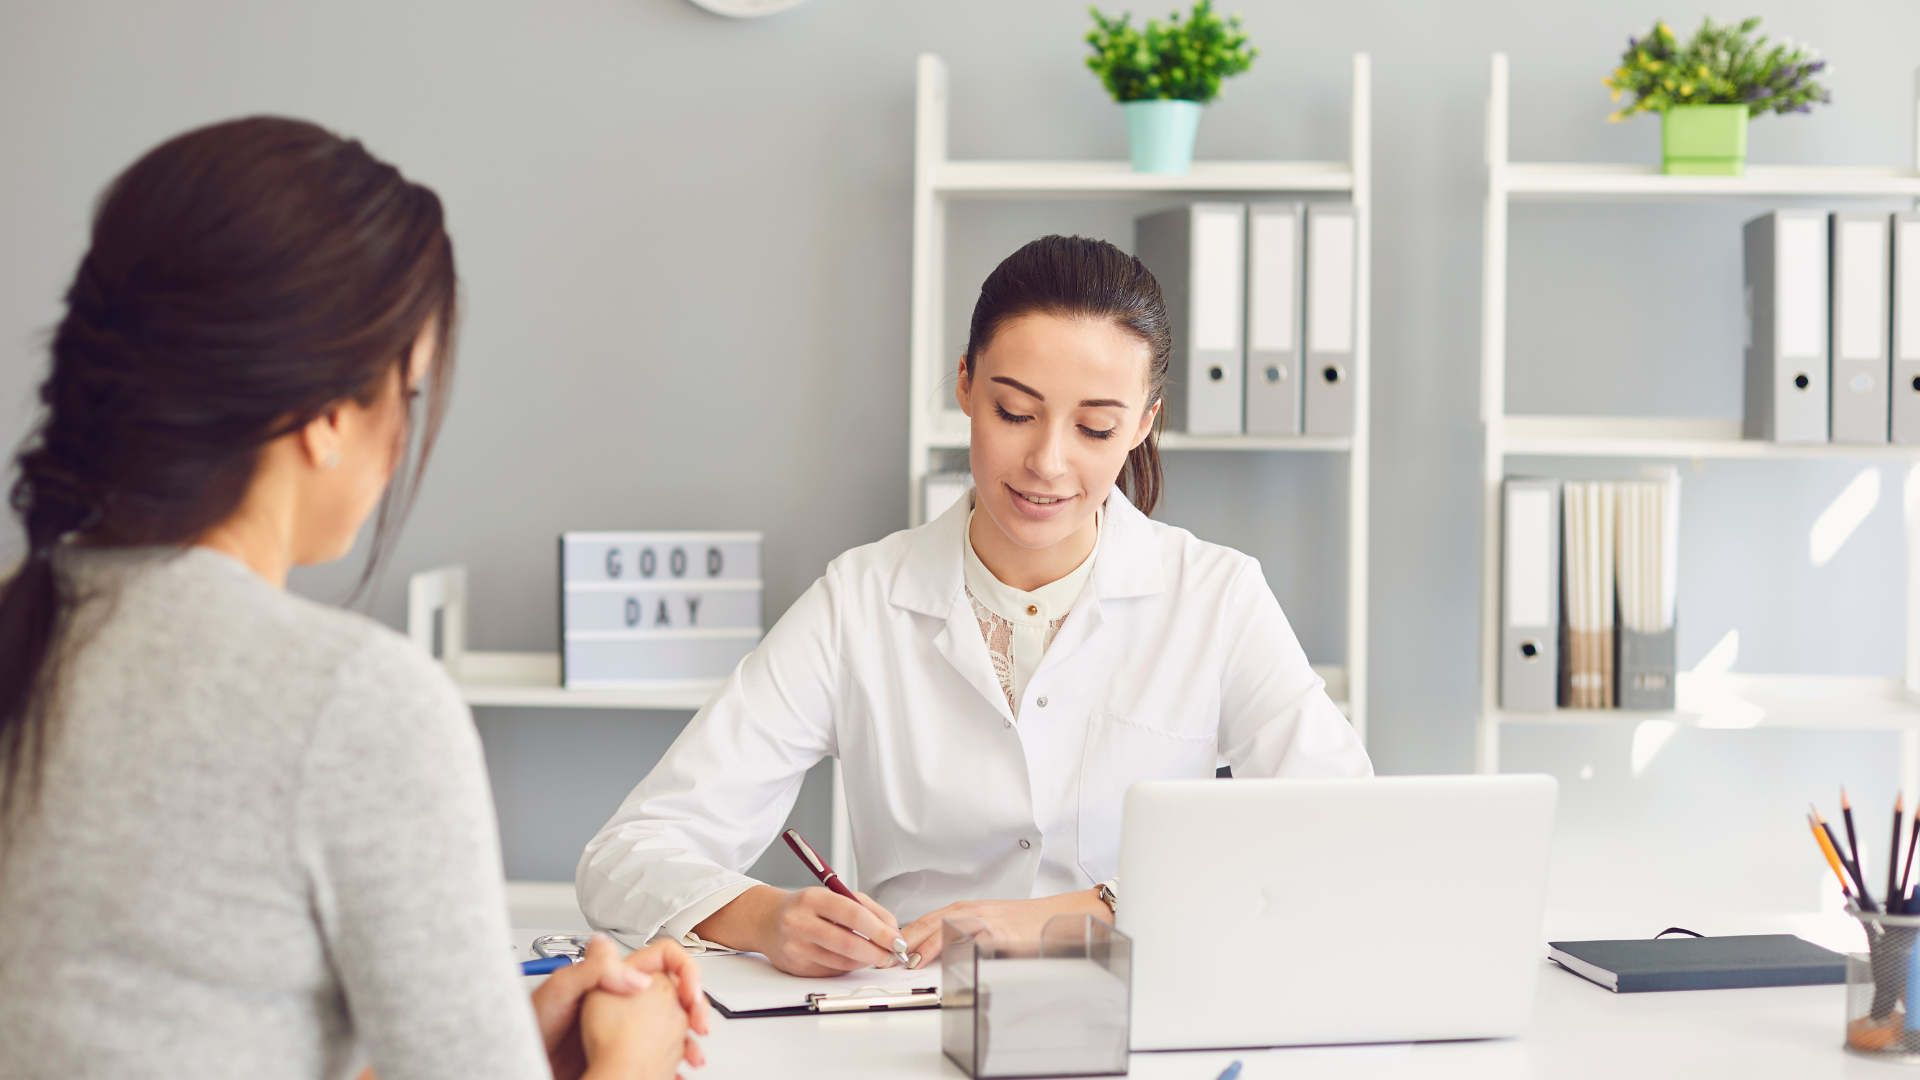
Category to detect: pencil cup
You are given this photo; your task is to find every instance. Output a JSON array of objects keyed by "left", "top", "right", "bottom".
[
  {"left": 1846, "top": 908, "right": 1920, "bottom": 1062},
  {"left": 940, "top": 914, "right": 1131, "bottom": 1078}
]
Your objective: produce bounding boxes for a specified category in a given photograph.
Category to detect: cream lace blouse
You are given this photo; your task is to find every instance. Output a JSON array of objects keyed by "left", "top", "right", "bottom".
[{"left": 961, "top": 508, "right": 1101, "bottom": 717}]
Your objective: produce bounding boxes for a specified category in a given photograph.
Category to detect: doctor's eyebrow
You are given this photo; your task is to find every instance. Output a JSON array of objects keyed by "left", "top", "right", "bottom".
[{"left": 989, "top": 376, "right": 1129, "bottom": 410}]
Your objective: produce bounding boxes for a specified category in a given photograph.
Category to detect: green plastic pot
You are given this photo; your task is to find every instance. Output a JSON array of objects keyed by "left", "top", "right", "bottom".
[
  {"left": 1124, "top": 99, "right": 1204, "bottom": 175},
  {"left": 1661, "top": 104, "right": 1749, "bottom": 176}
]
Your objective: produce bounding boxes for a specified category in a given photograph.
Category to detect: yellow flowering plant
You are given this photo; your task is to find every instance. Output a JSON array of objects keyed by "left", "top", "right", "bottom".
[{"left": 1602, "top": 16, "right": 1830, "bottom": 122}]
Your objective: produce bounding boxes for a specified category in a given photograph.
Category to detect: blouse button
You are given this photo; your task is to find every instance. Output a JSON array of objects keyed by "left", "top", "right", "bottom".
[
  {"left": 1003, "top": 719, "right": 1012, "bottom": 729},
  {"left": 1037, "top": 697, "right": 1049, "bottom": 708},
  {"left": 1026, "top": 604, "right": 1038, "bottom": 616},
  {"left": 1019, "top": 839, "right": 1032, "bottom": 850}
]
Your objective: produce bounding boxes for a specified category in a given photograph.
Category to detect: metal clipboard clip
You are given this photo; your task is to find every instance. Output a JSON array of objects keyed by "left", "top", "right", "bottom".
[{"left": 807, "top": 985, "right": 940, "bottom": 1013}]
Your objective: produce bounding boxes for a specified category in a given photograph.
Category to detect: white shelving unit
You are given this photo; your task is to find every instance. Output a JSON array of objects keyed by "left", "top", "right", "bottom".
[
  {"left": 407, "top": 567, "right": 723, "bottom": 711},
  {"left": 907, "top": 52, "right": 1374, "bottom": 738},
  {"left": 1476, "top": 53, "right": 1920, "bottom": 786}
]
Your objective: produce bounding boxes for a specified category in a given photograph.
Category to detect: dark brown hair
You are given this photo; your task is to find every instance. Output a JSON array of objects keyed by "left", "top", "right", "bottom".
[
  {"left": 0, "top": 116, "right": 458, "bottom": 825},
  {"left": 962, "top": 234, "right": 1171, "bottom": 516}
]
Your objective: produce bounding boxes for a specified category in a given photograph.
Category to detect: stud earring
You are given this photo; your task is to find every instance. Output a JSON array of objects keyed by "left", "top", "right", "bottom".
[{"left": 323, "top": 450, "right": 341, "bottom": 469}]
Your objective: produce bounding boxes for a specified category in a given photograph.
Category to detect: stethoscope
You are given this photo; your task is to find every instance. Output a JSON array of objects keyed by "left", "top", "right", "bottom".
[{"left": 521, "top": 934, "right": 595, "bottom": 976}]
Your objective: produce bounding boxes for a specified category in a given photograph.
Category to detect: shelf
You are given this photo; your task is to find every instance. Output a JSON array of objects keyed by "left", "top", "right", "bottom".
[
  {"left": 930, "top": 159, "right": 1354, "bottom": 198},
  {"left": 923, "top": 429, "right": 1352, "bottom": 453},
  {"left": 1504, "top": 163, "right": 1920, "bottom": 201},
  {"left": 907, "top": 52, "right": 1374, "bottom": 748},
  {"left": 452, "top": 651, "right": 720, "bottom": 711},
  {"left": 1475, "top": 52, "right": 1920, "bottom": 777},
  {"left": 1493, "top": 673, "right": 1920, "bottom": 731},
  {"left": 1500, "top": 415, "right": 1920, "bottom": 459}
]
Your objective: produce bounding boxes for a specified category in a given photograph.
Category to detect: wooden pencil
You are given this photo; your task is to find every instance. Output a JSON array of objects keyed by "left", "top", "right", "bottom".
[
  {"left": 1815, "top": 804, "right": 1877, "bottom": 912},
  {"left": 1903, "top": 815, "right": 1920, "bottom": 911},
  {"left": 1891, "top": 794, "right": 1906, "bottom": 916},
  {"left": 1842, "top": 789, "right": 1867, "bottom": 898},
  {"left": 1811, "top": 814, "right": 1855, "bottom": 902}
]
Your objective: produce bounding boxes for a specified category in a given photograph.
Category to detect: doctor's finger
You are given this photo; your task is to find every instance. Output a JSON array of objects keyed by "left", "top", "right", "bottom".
[
  {"left": 809, "top": 891, "right": 904, "bottom": 961},
  {"left": 791, "top": 936, "right": 873, "bottom": 975},
  {"left": 803, "top": 909, "right": 897, "bottom": 969},
  {"left": 851, "top": 890, "right": 904, "bottom": 939},
  {"left": 898, "top": 915, "right": 950, "bottom": 967}
]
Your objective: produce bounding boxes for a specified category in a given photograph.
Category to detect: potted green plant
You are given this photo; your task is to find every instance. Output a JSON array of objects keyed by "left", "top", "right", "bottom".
[
  {"left": 1602, "top": 16, "right": 1830, "bottom": 176},
  {"left": 1086, "top": 1, "right": 1258, "bottom": 175}
]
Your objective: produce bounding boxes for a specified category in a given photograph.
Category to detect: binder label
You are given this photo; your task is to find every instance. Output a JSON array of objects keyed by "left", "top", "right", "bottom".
[
  {"left": 1505, "top": 488, "right": 1553, "bottom": 627},
  {"left": 1778, "top": 216, "right": 1824, "bottom": 358},
  {"left": 1901, "top": 222, "right": 1920, "bottom": 362},
  {"left": 1838, "top": 218, "right": 1888, "bottom": 361},
  {"left": 1249, "top": 213, "right": 1296, "bottom": 351},
  {"left": 1307, "top": 212, "right": 1355, "bottom": 354},
  {"left": 1192, "top": 210, "right": 1241, "bottom": 351}
]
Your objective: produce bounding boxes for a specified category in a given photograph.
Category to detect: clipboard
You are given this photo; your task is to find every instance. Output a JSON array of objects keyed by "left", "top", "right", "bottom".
[
  {"left": 708, "top": 984, "right": 941, "bottom": 1019},
  {"left": 699, "top": 952, "right": 941, "bottom": 1019}
]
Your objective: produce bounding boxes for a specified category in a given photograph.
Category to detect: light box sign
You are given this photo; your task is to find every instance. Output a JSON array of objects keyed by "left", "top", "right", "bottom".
[{"left": 559, "top": 531, "right": 764, "bottom": 688}]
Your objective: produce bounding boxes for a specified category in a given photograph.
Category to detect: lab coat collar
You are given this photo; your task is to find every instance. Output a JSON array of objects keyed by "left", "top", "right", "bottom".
[{"left": 887, "top": 485, "right": 1165, "bottom": 620}]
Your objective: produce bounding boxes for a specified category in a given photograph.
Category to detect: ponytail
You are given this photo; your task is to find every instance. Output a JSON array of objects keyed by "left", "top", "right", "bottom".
[{"left": 1120, "top": 416, "right": 1164, "bottom": 516}]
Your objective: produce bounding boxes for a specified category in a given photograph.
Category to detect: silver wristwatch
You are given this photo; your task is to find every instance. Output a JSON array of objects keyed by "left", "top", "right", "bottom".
[{"left": 1095, "top": 879, "right": 1119, "bottom": 917}]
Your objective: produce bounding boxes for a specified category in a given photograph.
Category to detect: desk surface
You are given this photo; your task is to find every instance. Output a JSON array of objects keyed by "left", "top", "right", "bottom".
[{"left": 517, "top": 912, "right": 1908, "bottom": 1079}]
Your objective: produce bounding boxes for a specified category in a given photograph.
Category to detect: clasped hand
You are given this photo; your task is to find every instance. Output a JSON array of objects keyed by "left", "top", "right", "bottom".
[{"left": 532, "top": 936, "right": 710, "bottom": 1080}]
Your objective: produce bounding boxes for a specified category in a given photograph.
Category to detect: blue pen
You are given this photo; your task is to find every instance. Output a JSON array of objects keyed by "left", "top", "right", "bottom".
[
  {"left": 1213, "top": 1061, "right": 1243, "bottom": 1080},
  {"left": 521, "top": 955, "right": 575, "bottom": 976}
]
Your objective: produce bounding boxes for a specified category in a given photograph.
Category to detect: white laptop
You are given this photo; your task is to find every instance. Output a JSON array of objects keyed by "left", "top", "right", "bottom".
[{"left": 1118, "top": 774, "right": 1557, "bottom": 1051}]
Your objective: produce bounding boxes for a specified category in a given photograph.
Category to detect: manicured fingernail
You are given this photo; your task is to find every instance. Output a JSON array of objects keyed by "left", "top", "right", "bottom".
[{"left": 907, "top": 953, "right": 923, "bottom": 969}]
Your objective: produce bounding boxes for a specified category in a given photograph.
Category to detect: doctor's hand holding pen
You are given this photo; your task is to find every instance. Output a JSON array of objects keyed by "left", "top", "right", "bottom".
[
  {"left": 695, "top": 882, "right": 910, "bottom": 977},
  {"left": 694, "top": 828, "right": 912, "bottom": 977}
]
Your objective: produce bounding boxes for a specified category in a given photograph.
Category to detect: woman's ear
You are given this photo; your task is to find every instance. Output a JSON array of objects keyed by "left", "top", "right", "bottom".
[
  {"left": 954, "top": 357, "right": 974, "bottom": 417},
  {"left": 299, "top": 407, "right": 345, "bottom": 470},
  {"left": 1129, "top": 400, "right": 1160, "bottom": 450}
]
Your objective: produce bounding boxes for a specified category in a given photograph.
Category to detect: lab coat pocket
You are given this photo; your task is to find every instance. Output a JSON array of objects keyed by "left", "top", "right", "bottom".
[{"left": 1077, "top": 711, "right": 1217, "bottom": 884}]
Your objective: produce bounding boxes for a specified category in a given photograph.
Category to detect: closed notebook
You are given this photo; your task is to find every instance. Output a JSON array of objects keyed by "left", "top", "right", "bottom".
[{"left": 1548, "top": 935, "right": 1845, "bottom": 993}]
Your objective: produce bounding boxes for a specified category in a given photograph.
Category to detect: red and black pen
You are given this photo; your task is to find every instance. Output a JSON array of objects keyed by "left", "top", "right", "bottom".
[{"left": 783, "top": 828, "right": 912, "bottom": 966}]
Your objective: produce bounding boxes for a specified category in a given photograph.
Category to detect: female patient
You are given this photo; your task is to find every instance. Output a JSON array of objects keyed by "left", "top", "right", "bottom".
[{"left": 0, "top": 118, "right": 704, "bottom": 1080}]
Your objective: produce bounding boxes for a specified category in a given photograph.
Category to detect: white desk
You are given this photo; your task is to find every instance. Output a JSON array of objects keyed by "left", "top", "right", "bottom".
[{"left": 516, "top": 913, "right": 1904, "bottom": 1079}]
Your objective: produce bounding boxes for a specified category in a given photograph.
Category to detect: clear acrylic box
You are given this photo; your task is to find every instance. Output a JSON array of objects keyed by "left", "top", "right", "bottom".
[{"left": 940, "top": 914, "right": 1131, "bottom": 1079}]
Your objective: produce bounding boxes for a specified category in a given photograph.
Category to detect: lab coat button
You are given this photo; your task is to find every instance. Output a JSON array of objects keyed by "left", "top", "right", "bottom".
[
  {"left": 1037, "top": 696, "right": 1049, "bottom": 708},
  {"left": 1019, "top": 839, "right": 1032, "bottom": 849}
]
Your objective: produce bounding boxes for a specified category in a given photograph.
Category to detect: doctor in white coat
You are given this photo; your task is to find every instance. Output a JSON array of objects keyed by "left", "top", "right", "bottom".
[{"left": 578, "top": 235, "right": 1371, "bottom": 976}]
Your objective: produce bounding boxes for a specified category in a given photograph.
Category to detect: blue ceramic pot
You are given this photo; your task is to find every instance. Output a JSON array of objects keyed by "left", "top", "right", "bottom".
[{"left": 1124, "top": 99, "right": 1204, "bottom": 175}]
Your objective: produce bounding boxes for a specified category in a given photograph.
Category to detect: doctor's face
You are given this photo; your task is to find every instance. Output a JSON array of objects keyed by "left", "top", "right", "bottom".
[{"left": 957, "top": 313, "right": 1159, "bottom": 553}]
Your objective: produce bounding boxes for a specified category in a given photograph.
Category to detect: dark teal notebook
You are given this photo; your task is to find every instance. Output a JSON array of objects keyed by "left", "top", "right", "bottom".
[{"left": 1548, "top": 934, "right": 1846, "bottom": 993}]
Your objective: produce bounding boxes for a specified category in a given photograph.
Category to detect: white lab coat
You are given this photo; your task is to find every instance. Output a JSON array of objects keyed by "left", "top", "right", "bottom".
[{"left": 576, "top": 488, "right": 1371, "bottom": 944}]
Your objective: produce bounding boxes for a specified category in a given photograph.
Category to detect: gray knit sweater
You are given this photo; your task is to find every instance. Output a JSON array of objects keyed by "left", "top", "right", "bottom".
[{"left": 0, "top": 547, "right": 547, "bottom": 1080}]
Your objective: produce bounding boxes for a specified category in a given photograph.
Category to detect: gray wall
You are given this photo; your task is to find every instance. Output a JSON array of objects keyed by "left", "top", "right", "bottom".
[{"left": 2, "top": 0, "right": 1916, "bottom": 905}]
